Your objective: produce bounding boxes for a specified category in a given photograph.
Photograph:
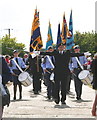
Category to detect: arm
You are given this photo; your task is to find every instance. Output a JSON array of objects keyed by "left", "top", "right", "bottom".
[
  {"left": 40, "top": 50, "right": 56, "bottom": 56},
  {"left": 70, "top": 52, "right": 84, "bottom": 57},
  {"left": 92, "top": 93, "right": 97, "bottom": 116}
]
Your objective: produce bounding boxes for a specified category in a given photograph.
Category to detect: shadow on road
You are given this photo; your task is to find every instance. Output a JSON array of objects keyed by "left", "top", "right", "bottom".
[
  {"left": 54, "top": 104, "right": 70, "bottom": 109},
  {"left": 72, "top": 99, "right": 92, "bottom": 103},
  {"left": 11, "top": 99, "right": 31, "bottom": 102}
]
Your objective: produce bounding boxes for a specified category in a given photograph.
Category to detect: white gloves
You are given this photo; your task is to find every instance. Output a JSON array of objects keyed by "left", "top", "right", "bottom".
[
  {"left": 31, "top": 51, "right": 40, "bottom": 58},
  {"left": 33, "top": 51, "right": 40, "bottom": 56},
  {"left": 84, "top": 52, "right": 91, "bottom": 56}
]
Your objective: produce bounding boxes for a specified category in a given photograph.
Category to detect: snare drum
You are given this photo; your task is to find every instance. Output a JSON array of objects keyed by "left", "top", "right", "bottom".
[
  {"left": 18, "top": 72, "right": 33, "bottom": 87},
  {"left": 78, "top": 70, "right": 93, "bottom": 88}
]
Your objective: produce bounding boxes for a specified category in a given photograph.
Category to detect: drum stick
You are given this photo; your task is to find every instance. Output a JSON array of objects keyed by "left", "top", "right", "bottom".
[
  {"left": 24, "top": 65, "right": 30, "bottom": 72},
  {"left": 46, "top": 70, "right": 51, "bottom": 74},
  {"left": 72, "top": 73, "right": 77, "bottom": 77}
]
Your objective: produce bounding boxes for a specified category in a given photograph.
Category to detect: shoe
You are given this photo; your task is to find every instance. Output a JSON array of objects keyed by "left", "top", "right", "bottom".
[
  {"left": 13, "top": 96, "right": 16, "bottom": 100},
  {"left": 61, "top": 101, "right": 66, "bottom": 105},
  {"left": 47, "top": 96, "right": 51, "bottom": 100},
  {"left": 76, "top": 97, "right": 81, "bottom": 100},
  {"left": 19, "top": 96, "right": 22, "bottom": 99},
  {"left": 34, "top": 91, "right": 39, "bottom": 94},
  {"left": 54, "top": 99, "right": 59, "bottom": 104}
]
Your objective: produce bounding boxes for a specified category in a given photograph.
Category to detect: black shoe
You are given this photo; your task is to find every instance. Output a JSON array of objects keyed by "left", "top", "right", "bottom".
[
  {"left": 13, "top": 96, "right": 16, "bottom": 100},
  {"left": 47, "top": 96, "right": 51, "bottom": 100},
  {"left": 61, "top": 101, "right": 66, "bottom": 105},
  {"left": 54, "top": 99, "right": 59, "bottom": 104},
  {"left": 19, "top": 96, "right": 22, "bottom": 99},
  {"left": 76, "top": 97, "right": 81, "bottom": 100},
  {"left": 34, "top": 91, "right": 39, "bottom": 94}
]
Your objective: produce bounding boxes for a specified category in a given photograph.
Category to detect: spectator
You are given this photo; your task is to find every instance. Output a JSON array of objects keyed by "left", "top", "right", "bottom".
[{"left": 91, "top": 53, "right": 97, "bottom": 117}]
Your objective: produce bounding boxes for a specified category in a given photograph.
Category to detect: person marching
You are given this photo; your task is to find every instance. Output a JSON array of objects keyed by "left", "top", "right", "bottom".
[
  {"left": 41, "top": 46, "right": 55, "bottom": 100},
  {"left": 70, "top": 45, "right": 87, "bottom": 100},
  {"left": 10, "top": 50, "right": 26, "bottom": 100},
  {"left": 33, "top": 43, "right": 90, "bottom": 105},
  {"left": 27, "top": 54, "right": 43, "bottom": 94}
]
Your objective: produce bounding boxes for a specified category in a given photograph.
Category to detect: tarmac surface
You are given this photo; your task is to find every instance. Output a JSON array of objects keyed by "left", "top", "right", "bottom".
[{"left": 3, "top": 80, "right": 96, "bottom": 120}]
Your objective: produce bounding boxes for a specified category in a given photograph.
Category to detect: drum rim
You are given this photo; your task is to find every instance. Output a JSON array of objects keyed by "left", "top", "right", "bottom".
[{"left": 78, "top": 70, "right": 89, "bottom": 79}]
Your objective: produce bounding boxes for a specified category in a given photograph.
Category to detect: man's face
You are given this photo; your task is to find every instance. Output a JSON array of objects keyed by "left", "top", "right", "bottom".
[
  {"left": 47, "top": 48, "right": 54, "bottom": 52},
  {"left": 13, "top": 52, "right": 19, "bottom": 57},
  {"left": 58, "top": 45, "right": 65, "bottom": 51},
  {"left": 74, "top": 48, "right": 80, "bottom": 53}
]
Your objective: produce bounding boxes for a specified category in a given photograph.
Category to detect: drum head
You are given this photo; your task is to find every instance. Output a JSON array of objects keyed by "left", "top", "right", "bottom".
[
  {"left": 78, "top": 70, "right": 89, "bottom": 79},
  {"left": 18, "top": 72, "right": 28, "bottom": 82}
]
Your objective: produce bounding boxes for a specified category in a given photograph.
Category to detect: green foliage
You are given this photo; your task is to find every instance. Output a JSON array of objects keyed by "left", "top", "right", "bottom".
[
  {"left": 74, "top": 31, "right": 97, "bottom": 54},
  {"left": 0, "top": 35, "right": 26, "bottom": 56}
]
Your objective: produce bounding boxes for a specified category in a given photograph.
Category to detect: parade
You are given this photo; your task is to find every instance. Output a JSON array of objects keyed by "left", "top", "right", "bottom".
[{"left": 0, "top": 0, "right": 96, "bottom": 120}]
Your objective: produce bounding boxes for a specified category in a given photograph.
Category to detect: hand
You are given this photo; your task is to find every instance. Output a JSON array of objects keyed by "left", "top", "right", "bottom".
[
  {"left": 84, "top": 52, "right": 91, "bottom": 56},
  {"left": 70, "top": 70, "right": 74, "bottom": 73},
  {"left": 33, "top": 51, "right": 40, "bottom": 56},
  {"left": 31, "top": 53, "right": 37, "bottom": 58},
  {"left": 12, "top": 73, "right": 18, "bottom": 76}
]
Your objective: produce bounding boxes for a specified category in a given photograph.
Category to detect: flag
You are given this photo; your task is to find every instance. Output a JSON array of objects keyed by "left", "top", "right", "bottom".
[
  {"left": 46, "top": 21, "right": 53, "bottom": 50},
  {"left": 30, "top": 8, "right": 43, "bottom": 53},
  {"left": 56, "top": 23, "right": 61, "bottom": 48},
  {"left": 66, "top": 10, "right": 75, "bottom": 50},
  {"left": 61, "top": 13, "right": 68, "bottom": 44}
]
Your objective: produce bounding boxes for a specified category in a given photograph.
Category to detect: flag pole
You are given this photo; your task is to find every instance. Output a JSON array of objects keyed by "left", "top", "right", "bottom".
[{"left": 36, "top": 46, "right": 39, "bottom": 72}]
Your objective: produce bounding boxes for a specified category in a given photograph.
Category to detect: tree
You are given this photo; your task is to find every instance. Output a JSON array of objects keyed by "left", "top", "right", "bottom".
[
  {"left": 74, "top": 31, "right": 97, "bottom": 54},
  {"left": 0, "top": 35, "right": 26, "bottom": 56}
]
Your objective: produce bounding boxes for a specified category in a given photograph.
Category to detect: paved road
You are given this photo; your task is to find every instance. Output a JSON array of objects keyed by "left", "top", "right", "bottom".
[{"left": 3, "top": 80, "right": 96, "bottom": 120}]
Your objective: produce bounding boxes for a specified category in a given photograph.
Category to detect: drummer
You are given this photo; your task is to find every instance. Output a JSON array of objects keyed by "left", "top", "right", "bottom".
[
  {"left": 9, "top": 50, "right": 26, "bottom": 100},
  {"left": 70, "top": 45, "right": 87, "bottom": 100},
  {"left": 41, "top": 46, "right": 55, "bottom": 100}
]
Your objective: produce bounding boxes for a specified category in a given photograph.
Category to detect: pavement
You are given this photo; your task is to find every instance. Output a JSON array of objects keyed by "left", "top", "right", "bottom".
[{"left": 2, "top": 80, "right": 96, "bottom": 120}]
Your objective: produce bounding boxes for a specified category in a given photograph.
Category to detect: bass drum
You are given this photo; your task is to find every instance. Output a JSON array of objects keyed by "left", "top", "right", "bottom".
[
  {"left": 18, "top": 72, "right": 33, "bottom": 87},
  {"left": 78, "top": 70, "right": 93, "bottom": 88}
]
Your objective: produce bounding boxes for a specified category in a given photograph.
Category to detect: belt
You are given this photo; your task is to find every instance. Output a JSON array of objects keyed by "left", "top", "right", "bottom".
[
  {"left": 13, "top": 69, "right": 19, "bottom": 71},
  {"left": 74, "top": 67, "right": 81, "bottom": 70},
  {"left": 46, "top": 68, "right": 54, "bottom": 71}
]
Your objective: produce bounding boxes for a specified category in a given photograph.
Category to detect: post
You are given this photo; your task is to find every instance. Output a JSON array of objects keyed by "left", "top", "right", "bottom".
[{"left": 4, "top": 28, "right": 13, "bottom": 39}]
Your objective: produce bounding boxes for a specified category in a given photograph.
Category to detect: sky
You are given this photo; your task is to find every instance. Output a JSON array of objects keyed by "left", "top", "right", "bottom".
[{"left": 0, "top": 0, "right": 96, "bottom": 51}]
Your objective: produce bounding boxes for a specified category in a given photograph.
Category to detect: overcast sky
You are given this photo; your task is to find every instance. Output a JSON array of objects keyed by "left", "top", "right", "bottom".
[{"left": 0, "top": 0, "right": 96, "bottom": 51}]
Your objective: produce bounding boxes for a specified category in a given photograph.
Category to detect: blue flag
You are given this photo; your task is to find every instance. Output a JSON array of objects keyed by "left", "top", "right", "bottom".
[
  {"left": 66, "top": 10, "right": 75, "bottom": 50},
  {"left": 30, "top": 8, "right": 43, "bottom": 53},
  {"left": 61, "top": 13, "right": 68, "bottom": 45},
  {"left": 46, "top": 21, "right": 53, "bottom": 50},
  {"left": 56, "top": 23, "right": 61, "bottom": 48}
]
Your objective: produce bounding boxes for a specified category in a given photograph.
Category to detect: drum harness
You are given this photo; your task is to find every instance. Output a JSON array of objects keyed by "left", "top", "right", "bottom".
[
  {"left": 45, "top": 55, "right": 55, "bottom": 82},
  {"left": 12, "top": 59, "right": 29, "bottom": 73}
]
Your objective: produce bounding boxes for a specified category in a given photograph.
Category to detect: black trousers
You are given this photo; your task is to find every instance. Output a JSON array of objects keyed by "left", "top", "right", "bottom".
[
  {"left": 45, "top": 69, "right": 54, "bottom": 98},
  {"left": 54, "top": 72, "right": 68, "bottom": 102},
  {"left": 33, "top": 73, "right": 41, "bottom": 92},
  {"left": 66, "top": 73, "right": 72, "bottom": 93},
  {"left": 12, "top": 70, "right": 22, "bottom": 99},
  {"left": 73, "top": 68, "right": 83, "bottom": 98}
]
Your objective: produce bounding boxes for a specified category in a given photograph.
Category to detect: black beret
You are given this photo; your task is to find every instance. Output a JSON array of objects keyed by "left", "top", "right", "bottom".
[
  {"left": 13, "top": 50, "right": 19, "bottom": 53},
  {"left": 47, "top": 46, "right": 53, "bottom": 50},
  {"left": 73, "top": 45, "right": 80, "bottom": 49}
]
